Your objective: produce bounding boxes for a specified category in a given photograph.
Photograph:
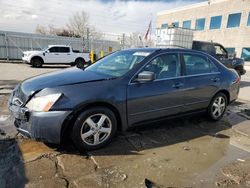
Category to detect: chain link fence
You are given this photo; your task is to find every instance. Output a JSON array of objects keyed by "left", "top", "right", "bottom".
[{"left": 0, "top": 30, "right": 126, "bottom": 61}]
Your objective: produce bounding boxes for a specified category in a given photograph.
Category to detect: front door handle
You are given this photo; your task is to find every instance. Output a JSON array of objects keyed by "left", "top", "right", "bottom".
[
  {"left": 211, "top": 77, "right": 220, "bottom": 82},
  {"left": 55, "top": 54, "right": 59, "bottom": 55},
  {"left": 172, "top": 83, "right": 184, "bottom": 89}
]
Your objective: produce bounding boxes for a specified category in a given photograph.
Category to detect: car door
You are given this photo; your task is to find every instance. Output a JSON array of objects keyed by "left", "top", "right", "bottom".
[
  {"left": 44, "top": 47, "right": 59, "bottom": 63},
  {"left": 58, "top": 47, "right": 71, "bottom": 63},
  {"left": 181, "top": 53, "right": 221, "bottom": 112},
  {"left": 127, "top": 53, "right": 185, "bottom": 126}
]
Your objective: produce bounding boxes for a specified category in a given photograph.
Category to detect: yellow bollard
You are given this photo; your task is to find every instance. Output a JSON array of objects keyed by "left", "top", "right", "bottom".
[
  {"left": 100, "top": 50, "right": 105, "bottom": 58},
  {"left": 108, "top": 47, "right": 112, "bottom": 53},
  {"left": 90, "top": 50, "right": 94, "bottom": 63}
]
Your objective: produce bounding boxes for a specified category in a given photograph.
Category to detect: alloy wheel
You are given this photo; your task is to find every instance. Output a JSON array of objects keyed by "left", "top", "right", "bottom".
[
  {"left": 212, "top": 96, "right": 226, "bottom": 119},
  {"left": 80, "top": 113, "right": 112, "bottom": 146}
]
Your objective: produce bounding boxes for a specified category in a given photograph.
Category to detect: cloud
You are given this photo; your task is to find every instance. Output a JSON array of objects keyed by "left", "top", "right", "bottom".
[
  {"left": 0, "top": 0, "right": 205, "bottom": 34},
  {"left": 31, "top": 15, "right": 38, "bottom": 20},
  {"left": 21, "top": 10, "right": 32, "bottom": 15}
]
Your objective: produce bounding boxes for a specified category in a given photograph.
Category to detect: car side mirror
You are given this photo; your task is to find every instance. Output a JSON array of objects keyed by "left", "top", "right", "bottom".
[
  {"left": 45, "top": 50, "right": 49, "bottom": 53},
  {"left": 136, "top": 71, "right": 155, "bottom": 83}
]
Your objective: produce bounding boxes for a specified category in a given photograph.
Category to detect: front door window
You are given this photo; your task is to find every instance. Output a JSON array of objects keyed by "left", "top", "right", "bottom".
[{"left": 141, "top": 53, "right": 181, "bottom": 79}]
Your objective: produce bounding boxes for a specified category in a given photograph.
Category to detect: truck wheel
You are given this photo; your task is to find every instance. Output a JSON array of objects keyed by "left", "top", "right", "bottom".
[
  {"left": 71, "top": 107, "right": 117, "bottom": 151},
  {"left": 75, "top": 58, "right": 85, "bottom": 69},
  {"left": 31, "top": 57, "right": 43, "bottom": 68}
]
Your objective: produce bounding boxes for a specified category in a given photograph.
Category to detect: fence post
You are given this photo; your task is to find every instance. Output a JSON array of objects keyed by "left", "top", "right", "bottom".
[
  {"left": 121, "top": 33, "right": 125, "bottom": 50},
  {"left": 4, "top": 32, "right": 9, "bottom": 62},
  {"left": 86, "top": 28, "right": 90, "bottom": 52},
  {"left": 31, "top": 38, "right": 33, "bottom": 50}
]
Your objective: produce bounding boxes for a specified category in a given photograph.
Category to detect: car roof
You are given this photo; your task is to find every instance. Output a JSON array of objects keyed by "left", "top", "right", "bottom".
[
  {"left": 193, "top": 40, "right": 220, "bottom": 46},
  {"left": 123, "top": 47, "right": 210, "bottom": 56},
  {"left": 48, "top": 45, "right": 70, "bottom": 48}
]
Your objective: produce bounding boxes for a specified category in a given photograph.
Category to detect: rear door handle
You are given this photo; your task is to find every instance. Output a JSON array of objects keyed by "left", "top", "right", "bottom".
[
  {"left": 55, "top": 54, "right": 59, "bottom": 55},
  {"left": 211, "top": 77, "right": 220, "bottom": 82},
  {"left": 172, "top": 83, "right": 184, "bottom": 89}
]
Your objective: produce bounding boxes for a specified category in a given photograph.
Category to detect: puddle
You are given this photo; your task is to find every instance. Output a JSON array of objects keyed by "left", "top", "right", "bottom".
[
  {"left": 18, "top": 139, "right": 58, "bottom": 162},
  {"left": 92, "top": 134, "right": 231, "bottom": 188}
]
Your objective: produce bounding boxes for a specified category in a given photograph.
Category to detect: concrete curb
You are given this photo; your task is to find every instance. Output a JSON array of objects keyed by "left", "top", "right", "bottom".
[{"left": 0, "top": 61, "right": 23, "bottom": 64}]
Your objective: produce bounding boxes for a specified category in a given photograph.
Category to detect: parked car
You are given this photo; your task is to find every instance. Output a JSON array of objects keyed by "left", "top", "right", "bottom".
[
  {"left": 192, "top": 41, "right": 246, "bottom": 76},
  {"left": 22, "top": 45, "right": 90, "bottom": 68},
  {"left": 9, "top": 48, "right": 240, "bottom": 150}
]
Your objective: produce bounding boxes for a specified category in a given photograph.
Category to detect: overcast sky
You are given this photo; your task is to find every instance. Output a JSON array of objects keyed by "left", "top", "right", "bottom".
[{"left": 0, "top": 0, "right": 205, "bottom": 34}]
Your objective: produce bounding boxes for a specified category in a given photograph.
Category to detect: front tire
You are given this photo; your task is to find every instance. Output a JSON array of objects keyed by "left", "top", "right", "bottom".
[
  {"left": 207, "top": 93, "right": 227, "bottom": 121},
  {"left": 31, "top": 57, "right": 43, "bottom": 68},
  {"left": 71, "top": 107, "right": 117, "bottom": 151}
]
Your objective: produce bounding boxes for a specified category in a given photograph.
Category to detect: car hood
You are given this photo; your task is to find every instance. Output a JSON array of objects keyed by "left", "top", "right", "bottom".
[
  {"left": 23, "top": 51, "right": 41, "bottom": 55},
  {"left": 20, "top": 67, "right": 114, "bottom": 97}
]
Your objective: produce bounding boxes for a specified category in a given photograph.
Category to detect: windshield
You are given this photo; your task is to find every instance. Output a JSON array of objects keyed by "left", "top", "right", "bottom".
[
  {"left": 85, "top": 50, "right": 152, "bottom": 77},
  {"left": 42, "top": 46, "right": 49, "bottom": 51}
]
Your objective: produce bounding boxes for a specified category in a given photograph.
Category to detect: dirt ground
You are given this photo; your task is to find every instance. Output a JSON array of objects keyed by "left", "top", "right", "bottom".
[{"left": 0, "top": 63, "right": 250, "bottom": 188}]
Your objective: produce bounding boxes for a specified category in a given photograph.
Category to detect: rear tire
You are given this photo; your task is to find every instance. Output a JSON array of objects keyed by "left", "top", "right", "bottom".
[
  {"left": 207, "top": 93, "right": 227, "bottom": 121},
  {"left": 31, "top": 57, "right": 43, "bottom": 68},
  {"left": 71, "top": 107, "right": 117, "bottom": 151}
]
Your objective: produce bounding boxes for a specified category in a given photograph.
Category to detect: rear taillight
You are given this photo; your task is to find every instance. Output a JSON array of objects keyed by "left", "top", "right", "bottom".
[{"left": 233, "top": 76, "right": 240, "bottom": 84}]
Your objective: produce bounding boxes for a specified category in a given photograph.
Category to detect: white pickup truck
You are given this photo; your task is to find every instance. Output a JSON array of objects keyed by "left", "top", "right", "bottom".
[{"left": 22, "top": 45, "right": 90, "bottom": 68}]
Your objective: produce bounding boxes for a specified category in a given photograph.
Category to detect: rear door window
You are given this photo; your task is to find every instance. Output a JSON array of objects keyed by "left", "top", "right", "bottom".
[
  {"left": 183, "top": 54, "right": 218, "bottom": 75},
  {"left": 59, "top": 47, "right": 70, "bottom": 53}
]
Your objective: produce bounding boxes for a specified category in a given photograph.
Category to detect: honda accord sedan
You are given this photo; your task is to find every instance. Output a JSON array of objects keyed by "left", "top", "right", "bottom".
[{"left": 9, "top": 48, "right": 240, "bottom": 150}]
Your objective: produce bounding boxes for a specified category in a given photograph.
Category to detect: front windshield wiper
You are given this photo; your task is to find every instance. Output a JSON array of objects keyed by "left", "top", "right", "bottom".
[{"left": 105, "top": 77, "right": 117, "bottom": 80}]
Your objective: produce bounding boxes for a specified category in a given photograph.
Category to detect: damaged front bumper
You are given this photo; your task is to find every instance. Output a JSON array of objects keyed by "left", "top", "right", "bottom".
[{"left": 9, "top": 104, "right": 72, "bottom": 144}]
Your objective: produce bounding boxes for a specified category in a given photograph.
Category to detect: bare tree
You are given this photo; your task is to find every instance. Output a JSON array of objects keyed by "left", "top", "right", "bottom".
[
  {"left": 48, "top": 25, "right": 58, "bottom": 35},
  {"left": 67, "top": 11, "right": 89, "bottom": 37},
  {"left": 35, "top": 24, "right": 47, "bottom": 35},
  {"left": 67, "top": 11, "right": 103, "bottom": 40},
  {"left": 35, "top": 10, "right": 103, "bottom": 39}
]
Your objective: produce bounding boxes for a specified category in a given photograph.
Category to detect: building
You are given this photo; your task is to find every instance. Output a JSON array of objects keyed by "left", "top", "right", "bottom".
[{"left": 156, "top": 0, "right": 250, "bottom": 62}]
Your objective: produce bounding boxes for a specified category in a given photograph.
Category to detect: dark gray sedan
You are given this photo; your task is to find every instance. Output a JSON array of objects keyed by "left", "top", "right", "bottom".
[{"left": 9, "top": 48, "right": 240, "bottom": 150}]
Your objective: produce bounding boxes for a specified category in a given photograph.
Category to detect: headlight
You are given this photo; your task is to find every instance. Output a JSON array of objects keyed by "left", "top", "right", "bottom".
[{"left": 26, "top": 93, "right": 62, "bottom": 112}]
